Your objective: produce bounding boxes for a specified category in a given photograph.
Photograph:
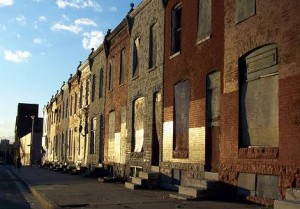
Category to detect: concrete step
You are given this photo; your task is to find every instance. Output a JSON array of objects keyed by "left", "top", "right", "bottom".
[
  {"left": 169, "top": 193, "right": 197, "bottom": 201},
  {"left": 178, "top": 186, "right": 207, "bottom": 198},
  {"left": 138, "top": 171, "right": 160, "bottom": 180},
  {"left": 151, "top": 166, "right": 160, "bottom": 173},
  {"left": 125, "top": 182, "right": 141, "bottom": 190},
  {"left": 204, "top": 172, "right": 219, "bottom": 181},
  {"left": 274, "top": 200, "right": 300, "bottom": 209},
  {"left": 286, "top": 188, "right": 300, "bottom": 201},
  {"left": 131, "top": 177, "right": 147, "bottom": 185}
]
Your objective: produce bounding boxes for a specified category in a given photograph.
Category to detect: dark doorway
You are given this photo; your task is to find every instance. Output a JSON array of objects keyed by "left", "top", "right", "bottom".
[
  {"left": 99, "top": 114, "right": 104, "bottom": 163},
  {"left": 152, "top": 92, "right": 162, "bottom": 166},
  {"left": 205, "top": 72, "right": 220, "bottom": 172}
]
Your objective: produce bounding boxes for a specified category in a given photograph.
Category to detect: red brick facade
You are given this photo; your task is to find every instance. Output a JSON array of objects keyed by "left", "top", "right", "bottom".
[{"left": 220, "top": 0, "right": 300, "bottom": 205}]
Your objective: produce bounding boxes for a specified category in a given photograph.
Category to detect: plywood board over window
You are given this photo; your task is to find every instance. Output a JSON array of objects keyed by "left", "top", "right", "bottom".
[
  {"left": 197, "top": 0, "right": 211, "bottom": 41},
  {"left": 133, "top": 97, "right": 145, "bottom": 152},
  {"left": 239, "top": 44, "right": 278, "bottom": 147},
  {"left": 173, "top": 80, "right": 190, "bottom": 158},
  {"left": 236, "top": 0, "right": 256, "bottom": 23}
]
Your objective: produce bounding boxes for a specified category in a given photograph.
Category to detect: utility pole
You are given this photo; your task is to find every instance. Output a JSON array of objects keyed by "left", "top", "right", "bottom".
[{"left": 30, "top": 116, "right": 35, "bottom": 166}]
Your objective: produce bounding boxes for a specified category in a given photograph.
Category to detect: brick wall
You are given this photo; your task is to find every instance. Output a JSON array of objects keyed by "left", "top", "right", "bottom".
[
  {"left": 163, "top": 0, "right": 224, "bottom": 178},
  {"left": 126, "top": 0, "right": 165, "bottom": 170},
  {"left": 104, "top": 22, "right": 130, "bottom": 168},
  {"left": 221, "top": 0, "right": 300, "bottom": 205}
]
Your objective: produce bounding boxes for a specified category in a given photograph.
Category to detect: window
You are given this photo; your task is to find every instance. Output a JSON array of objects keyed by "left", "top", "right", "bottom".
[
  {"left": 66, "top": 98, "right": 69, "bottom": 118},
  {"left": 85, "top": 79, "right": 89, "bottom": 105},
  {"left": 92, "top": 74, "right": 96, "bottom": 102},
  {"left": 173, "top": 80, "right": 190, "bottom": 158},
  {"left": 99, "top": 68, "right": 104, "bottom": 98},
  {"left": 119, "top": 49, "right": 125, "bottom": 85},
  {"left": 132, "top": 97, "right": 145, "bottom": 152},
  {"left": 239, "top": 44, "right": 278, "bottom": 147},
  {"left": 62, "top": 101, "right": 65, "bottom": 119},
  {"left": 79, "top": 84, "right": 83, "bottom": 108},
  {"left": 70, "top": 95, "right": 73, "bottom": 116},
  {"left": 236, "top": 0, "right": 256, "bottom": 23},
  {"left": 197, "top": 0, "right": 211, "bottom": 41},
  {"left": 171, "top": 3, "right": 182, "bottom": 54},
  {"left": 90, "top": 117, "right": 96, "bottom": 154},
  {"left": 74, "top": 93, "right": 77, "bottom": 114},
  {"left": 109, "top": 62, "right": 113, "bottom": 91},
  {"left": 149, "top": 23, "right": 157, "bottom": 69},
  {"left": 132, "top": 37, "right": 140, "bottom": 77}
]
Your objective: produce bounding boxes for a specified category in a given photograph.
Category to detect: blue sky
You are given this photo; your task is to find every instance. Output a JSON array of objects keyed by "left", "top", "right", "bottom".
[{"left": 0, "top": 0, "right": 142, "bottom": 142}]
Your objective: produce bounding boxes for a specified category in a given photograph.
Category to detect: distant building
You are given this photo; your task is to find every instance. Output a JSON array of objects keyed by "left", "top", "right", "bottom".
[{"left": 14, "top": 103, "right": 43, "bottom": 165}]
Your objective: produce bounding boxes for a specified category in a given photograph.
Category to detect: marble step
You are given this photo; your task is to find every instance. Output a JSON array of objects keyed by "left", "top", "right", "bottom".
[
  {"left": 274, "top": 200, "right": 300, "bottom": 209},
  {"left": 178, "top": 186, "right": 207, "bottom": 198},
  {"left": 125, "top": 182, "right": 141, "bottom": 190},
  {"left": 286, "top": 188, "right": 300, "bottom": 201}
]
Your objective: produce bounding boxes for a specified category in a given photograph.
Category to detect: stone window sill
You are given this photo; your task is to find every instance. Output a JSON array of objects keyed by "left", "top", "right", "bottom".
[{"left": 238, "top": 147, "right": 279, "bottom": 159}]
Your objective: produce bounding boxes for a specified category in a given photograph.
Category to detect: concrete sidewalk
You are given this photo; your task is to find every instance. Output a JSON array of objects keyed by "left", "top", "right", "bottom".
[{"left": 8, "top": 165, "right": 265, "bottom": 209}]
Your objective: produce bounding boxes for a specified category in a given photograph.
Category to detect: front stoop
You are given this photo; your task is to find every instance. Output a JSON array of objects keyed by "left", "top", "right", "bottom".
[
  {"left": 274, "top": 200, "right": 300, "bottom": 209},
  {"left": 274, "top": 188, "right": 300, "bottom": 209},
  {"left": 125, "top": 167, "right": 160, "bottom": 190},
  {"left": 169, "top": 172, "right": 221, "bottom": 200}
]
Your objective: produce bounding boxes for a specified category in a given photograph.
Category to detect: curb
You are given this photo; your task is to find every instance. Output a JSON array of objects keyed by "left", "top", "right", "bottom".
[{"left": 7, "top": 166, "right": 60, "bottom": 209}]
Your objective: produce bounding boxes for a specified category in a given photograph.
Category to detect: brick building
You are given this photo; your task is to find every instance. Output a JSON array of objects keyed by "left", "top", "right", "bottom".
[
  {"left": 161, "top": 0, "right": 224, "bottom": 189},
  {"left": 88, "top": 46, "right": 106, "bottom": 166},
  {"left": 103, "top": 19, "right": 130, "bottom": 177},
  {"left": 220, "top": 0, "right": 300, "bottom": 205},
  {"left": 126, "top": 0, "right": 165, "bottom": 174}
]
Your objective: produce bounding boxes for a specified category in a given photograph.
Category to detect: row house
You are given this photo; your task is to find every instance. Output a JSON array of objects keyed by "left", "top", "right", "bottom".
[
  {"left": 220, "top": 0, "right": 300, "bottom": 205},
  {"left": 87, "top": 46, "right": 106, "bottom": 165},
  {"left": 126, "top": 0, "right": 165, "bottom": 175},
  {"left": 162, "top": 0, "right": 224, "bottom": 189},
  {"left": 42, "top": 0, "right": 300, "bottom": 205},
  {"left": 103, "top": 19, "right": 130, "bottom": 177}
]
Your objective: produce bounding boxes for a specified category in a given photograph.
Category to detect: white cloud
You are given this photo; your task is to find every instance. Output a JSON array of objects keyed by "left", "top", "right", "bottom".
[
  {"left": 62, "top": 14, "right": 70, "bottom": 21},
  {"left": 0, "top": 0, "right": 13, "bottom": 7},
  {"left": 0, "top": 24, "right": 7, "bottom": 31},
  {"left": 4, "top": 50, "right": 31, "bottom": 63},
  {"left": 33, "top": 38, "right": 47, "bottom": 44},
  {"left": 39, "top": 16, "right": 47, "bottom": 21},
  {"left": 109, "top": 6, "right": 117, "bottom": 12},
  {"left": 51, "top": 23, "right": 82, "bottom": 34},
  {"left": 16, "top": 34, "right": 21, "bottom": 38},
  {"left": 56, "top": 0, "right": 102, "bottom": 12},
  {"left": 74, "top": 18, "right": 97, "bottom": 27},
  {"left": 82, "top": 30, "right": 104, "bottom": 50},
  {"left": 15, "top": 14, "right": 27, "bottom": 25}
]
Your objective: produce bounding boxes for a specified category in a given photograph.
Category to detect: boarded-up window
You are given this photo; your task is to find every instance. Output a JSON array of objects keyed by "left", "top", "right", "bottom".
[
  {"left": 171, "top": 3, "right": 182, "bottom": 54},
  {"left": 149, "top": 23, "right": 157, "bottom": 69},
  {"left": 119, "top": 49, "right": 125, "bottom": 85},
  {"left": 99, "top": 69, "right": 104, "bottom": 98},
  {"left": 132, "top": 37, "right": 140, "bottom": 78},
  {"left": 239, "top": 44, "right": 278, "bottom": 147},
  {"left": 197, "top": 0, "right": 211, "bottom": 40},
  {"left": 206, "top": 72, "right": 220, "bottom": 123},
  {"left": 132, "top": 97, "right": 145, "bottom": 152},
  {"left": 236, "top": 0, "right": 256, "bottom": 23},
  {"left": 90, "top": 117, "right": 96, "bottom": 154},
  {"left": 174, "top": 80, "right": 190, "bottom": 158}
]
